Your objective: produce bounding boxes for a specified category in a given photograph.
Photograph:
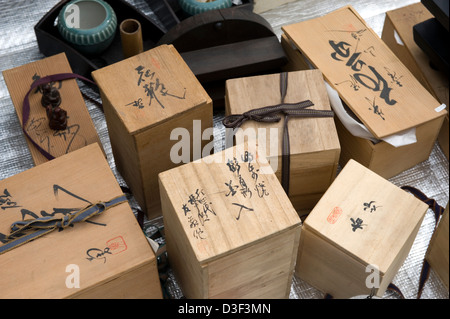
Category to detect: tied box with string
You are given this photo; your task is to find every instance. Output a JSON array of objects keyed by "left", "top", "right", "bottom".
[
  {"left": 281, "top": 5, "right": 447, "bottom": 179},
  {"left": 224, "top": 70, "right": 340, "bottom": 215},
  {"left": 0, "top": 144, "right": 162, "bottom": 299}
]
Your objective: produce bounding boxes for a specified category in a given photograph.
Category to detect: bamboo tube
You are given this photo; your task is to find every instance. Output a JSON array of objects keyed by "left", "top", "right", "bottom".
[{"left": 120, "top": 19, "right": 143, "bottom": 59}]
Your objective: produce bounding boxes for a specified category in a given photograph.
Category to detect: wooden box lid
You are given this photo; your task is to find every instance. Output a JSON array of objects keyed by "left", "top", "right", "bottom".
[
  {"left": 2, "top": 53, "right": 103, "bottom": 165},
  {"left": 282, "top": 5, "right": 446, "bottom": 139},
  {"left": 225, "top": 70, "right": 340, "bottom": 156},
  {"left": 303, "top": 159, "right": 428, "bottom": 274},
  {"left": 159, "top": 142, "right": 301, "bottom": 263},
  {"left": 92, "top": 44, "right": 211, "bottom": 135},
  {"left": 0, "top": 144, "right": 155, "bottom": 298}
]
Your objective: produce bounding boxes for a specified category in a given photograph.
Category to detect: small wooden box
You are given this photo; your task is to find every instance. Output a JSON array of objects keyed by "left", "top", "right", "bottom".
[
  {"left": 382, "top": 2, "right": 449, "bottom": 159},
  {"left": 296, "top": 159, "right": 428, "bottom": 299},
  {"left": 225, "top": 70, "right": 340, "bottom": 214},
  {"left": 159, "top": 143, "right": 301, "bottom": 298},
  {"left": 426, "top": 203, "right": 449, "bottom": 290},
  {"left": 0, "top": 144, "right": 162, "bottom": 299},
  {"left": 92, "top": 45, "right": 213, "bottom": 219},
  {"left": 282, "top": 6, "right": 447, "bottom": 179},
  {"left": 2, "top": 53, "right": 103, "bottom": 165}
]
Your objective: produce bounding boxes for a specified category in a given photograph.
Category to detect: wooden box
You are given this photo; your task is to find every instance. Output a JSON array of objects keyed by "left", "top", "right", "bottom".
[
  {"left": 158, "top": 142, "right": 301, "bottom": 298},
  {"left": 225, "top": 70, "right": 340, "bottom": 214},
  {"left": 92, "top": 45, "right": 213, "bottom": 219},
  {"left": 296, "top": 159, "right": 428, "bottom": 299},
  {"left": 0, "top": 144, "right": 162, "bottom": 299},
  {"left": 426, "top": 202, "right": 449, "bottom": 290},
  {"left": 382, "top": 2, "right": 449, "bottom": 159},
  {"left": 282, "top": 6, "right": 447, "bottom": 179},
  {"left": 2, "top": 53, "right": 103, "bottom": 165}
]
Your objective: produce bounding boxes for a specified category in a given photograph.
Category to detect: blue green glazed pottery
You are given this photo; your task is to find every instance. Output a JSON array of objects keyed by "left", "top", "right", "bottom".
[
  {"left": 57, "top": 0, "right": 117, "bottom": 55},
  {"left": 178, "top": 0, "right": 233, "bottom": 16}
]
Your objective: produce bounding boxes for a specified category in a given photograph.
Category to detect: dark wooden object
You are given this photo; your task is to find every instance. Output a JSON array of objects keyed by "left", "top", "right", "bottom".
[
  {"left": 144, "top": 0, "right": 254, "bottom": 31},
  {"left": 157, "top": 6, "right": 287, "bottom": 107}
]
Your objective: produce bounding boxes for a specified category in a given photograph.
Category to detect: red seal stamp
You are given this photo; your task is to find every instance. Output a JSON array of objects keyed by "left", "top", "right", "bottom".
[
  {"left": 106, "top": 236, "right": 127, "bottom": 255},
  {"left": 327, "top": 207, "right": 342, "bottom": 224}
]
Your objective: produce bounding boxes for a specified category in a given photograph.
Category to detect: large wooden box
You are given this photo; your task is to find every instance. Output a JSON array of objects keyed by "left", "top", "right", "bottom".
[
  {"left": 158, "top": 143, "right": 301, "bottom": 298},
  {"left": 296, "top": 159, "right": 428, "bottom": 299},
  {"left": 2, "top": 53, "right": 103, "bottom": 165},
  {"left": 92, "top": 45, "right": 213, "bottom": 219},
  {"left": 426, "top": 203, "right": 449, "bottom": 290},
  {"left": 282, "top": 6, "right": 447, "bottom": 179},
  {"left": 0, "top": 144, "right": 162, "bottom": 299},
  {"left": 382, "top": 2, "right": 449, "bottom": 159},
  {"left": 225, "top": 70, "right": 340, "bottom": 214}
]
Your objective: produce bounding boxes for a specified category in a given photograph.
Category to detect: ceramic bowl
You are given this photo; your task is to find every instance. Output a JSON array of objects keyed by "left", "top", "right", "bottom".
[
  {"left": 57, "top": 0, "right": 117, "bottom": 55},
  {"left": 178, "top": 0, "right": 233, "bottom": 16}
]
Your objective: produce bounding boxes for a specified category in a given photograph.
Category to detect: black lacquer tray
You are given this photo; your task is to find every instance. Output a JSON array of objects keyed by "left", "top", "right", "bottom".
[{"left": 34, "top": 0, "right": 167, "bottom": 78}]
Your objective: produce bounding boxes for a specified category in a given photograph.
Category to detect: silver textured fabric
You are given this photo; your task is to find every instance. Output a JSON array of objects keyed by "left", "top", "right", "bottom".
[{"left": 0, "top": 0, "right": 448, "bottom": 299}]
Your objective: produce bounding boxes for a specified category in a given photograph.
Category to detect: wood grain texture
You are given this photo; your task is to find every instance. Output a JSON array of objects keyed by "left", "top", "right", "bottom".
[
  {"left": 335, "top": 113, "right": 445, "bottom": 179},
  {"left": 92, "top": 44, "right": 213, "bottom": 218},
  {"left": 282, "top": 5, "right": 445, "bottom": 139},
  {"left": 92, "top": 45, "right": 210, "bottom": 135},
  {"left": 382, "top": 2, "right": 449, "bottom": 106},
  {"left": 438, "top": 116, "right": 449, "bottom": 159},
  {"left": 382, "top": 2, "right": 449, "bottom": 159},
  {"left": 159, "top": 142, "right": 301, "bottom": 298},
  {"left": 2, "top": 53, "right": 103, "bottom": 165},
  {"left": 296, "top": 159, "right": 428, "bottom": 298},
  {"left": 225, "top": 70, "right": 340, "bottom": 211},
  {"left": 0, "top": 144, "right": 162, "bottom": 299},
  {"left": 426, "top": 203, "right": 449, "bottom": 290},
  {"left": 280, "top": 5, "right": 446, "bottom": 178}
]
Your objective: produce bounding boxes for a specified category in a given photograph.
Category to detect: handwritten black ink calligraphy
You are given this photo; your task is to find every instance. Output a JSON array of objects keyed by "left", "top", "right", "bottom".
[
  {"left": 131, "top": 65, "right": 186, "bottom": 109},
  {"left": 0, "top": 189, "right": 21, "bottom": 210},
  {"left": 182, "top": 188, "right": 216, "bottom": 240},
  {"left": 329, "top": 34, "right": 397, "bottom": 106},
  {"left": 86, "top": 247, "right": 111, "bottom": 263},
  {"left": 233, "top": 203, "right": 254, "bottom": 221},
  {"left": 350, "top": 217, "right": 366, "bottom": 232}
]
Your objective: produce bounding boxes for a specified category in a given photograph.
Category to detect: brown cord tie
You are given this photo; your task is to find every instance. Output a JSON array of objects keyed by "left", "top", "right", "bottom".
[{"left": 223, "top": 72, "right": 334, "bottom": 194}]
